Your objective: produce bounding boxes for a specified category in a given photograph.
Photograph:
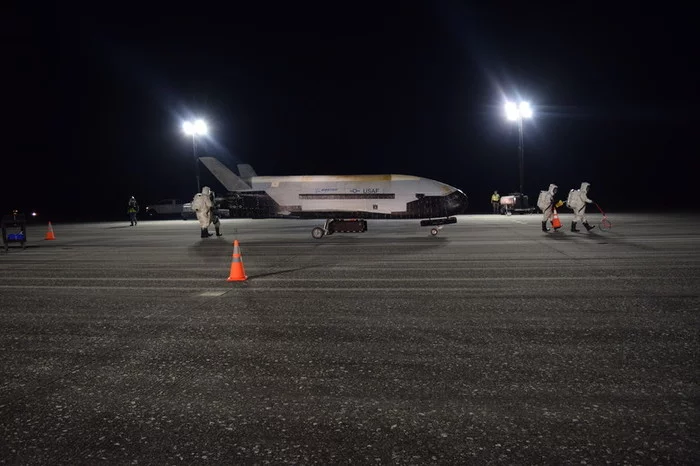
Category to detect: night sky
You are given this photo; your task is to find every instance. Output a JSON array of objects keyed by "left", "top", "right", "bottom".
[{"left": 6, "top": 2, "right": 696, "bottom": 221}]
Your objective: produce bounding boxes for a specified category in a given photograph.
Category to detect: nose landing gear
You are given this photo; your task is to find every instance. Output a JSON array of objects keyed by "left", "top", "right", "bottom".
[
  {"left": 311, "top": 226, "right": 326, "bottom": 239},
  {"left": 421, "top": 216, "right": 456, "bottom": 236}
]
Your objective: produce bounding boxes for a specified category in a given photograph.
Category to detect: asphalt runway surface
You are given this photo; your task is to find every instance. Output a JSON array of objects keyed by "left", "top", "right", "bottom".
[{"left": 1, "top": 213, "right": 698, "bottom": 464}]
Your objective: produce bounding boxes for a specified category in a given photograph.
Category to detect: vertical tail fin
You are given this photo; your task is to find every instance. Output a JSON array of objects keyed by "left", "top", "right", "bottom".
[
  {"left": 237, "top": 164, "right": 257, "bottom": 179},
  {"left": 199, "top": 157, "right": 252, "bottom": 192}
]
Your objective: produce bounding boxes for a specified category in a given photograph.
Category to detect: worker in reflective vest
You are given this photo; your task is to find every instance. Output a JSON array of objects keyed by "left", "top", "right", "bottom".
[
  {"left": 490, "top": 190, "right": 500, "bottom": 214},
  {"left": 127, "top": 196, "right": 139, "bottom": 226}
]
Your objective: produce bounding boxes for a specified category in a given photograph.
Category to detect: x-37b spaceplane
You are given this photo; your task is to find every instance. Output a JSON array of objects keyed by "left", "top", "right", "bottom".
[{"left": 199, "top": 157, "right": 468, "bottom": 238}]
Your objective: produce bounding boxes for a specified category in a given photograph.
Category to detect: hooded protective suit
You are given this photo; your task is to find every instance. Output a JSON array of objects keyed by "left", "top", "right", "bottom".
[
  {"left": 541, "top": 184, "right": 557, "bottom": 221},
  {"left": 191, "top": 186, "right": 221, "bottom": 237},
  {"left": 569, "top": 182, "right": 593, "bottom": 222}
]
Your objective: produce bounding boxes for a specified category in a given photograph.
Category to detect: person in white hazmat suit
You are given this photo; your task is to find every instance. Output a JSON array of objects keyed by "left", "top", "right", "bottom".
[
  {"left": 538, "top": 184, "right": 561, "bottom": 232},
  {"left": 191, "top": 186, "right": 222, "bottom": 238},
  {"left": 568, "top": 181, "right": 595, "bottom": 232}
]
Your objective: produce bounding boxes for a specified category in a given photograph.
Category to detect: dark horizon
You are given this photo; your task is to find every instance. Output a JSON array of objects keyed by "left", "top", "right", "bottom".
[{"left": 6, "top": 2, "right": 697, "bottom": 222}]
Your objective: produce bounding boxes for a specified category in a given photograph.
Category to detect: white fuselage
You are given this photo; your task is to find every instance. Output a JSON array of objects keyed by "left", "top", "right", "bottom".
[
  {"left": 249, "top": 174, "right": 456, "bottom": 215},
  {"left": 196, "top": 157, "right": 468, "bottom": 220}
]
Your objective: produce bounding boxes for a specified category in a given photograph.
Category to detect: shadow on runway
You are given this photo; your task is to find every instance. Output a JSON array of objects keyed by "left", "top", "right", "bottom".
[
  {"left": 1, "top": 244, "right": 42, "bottom": 253},
  {"left": 186, "top": 234, "right": 449, "bottom": 260},
  {"left": 543, "top": 232, "right": 576, "bottom": 241},
  {"left": 314, "top": 235, "right": 450, "bottom": 244},
  {"left": 545, "top": 228, "right": 620, "bottom": 242},
  {"left": 583, "top": 231, "right": 657, "bottom": 250},
  {"left": 249, "top": 265, "right": 321, "bottom": 279},
  {"left": 187, "top": 237, "right": 235, "bottom": 256}
]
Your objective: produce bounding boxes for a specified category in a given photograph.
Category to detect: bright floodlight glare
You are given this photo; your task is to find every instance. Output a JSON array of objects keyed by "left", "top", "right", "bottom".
[
  {"left": 519, "top": 101, "right": 533, "bottom": 118},
  {"left": 182, "top": 121, "right": 194, "bottom": 135},
  {"left": 182, "top": 119, "right": 207, "bottom": 135},
  {"left": 194, "top": 119, "right": 208, "bottom": 135},
  {"left": 505, "top": 101, "right": 519, "bottom": 121}
]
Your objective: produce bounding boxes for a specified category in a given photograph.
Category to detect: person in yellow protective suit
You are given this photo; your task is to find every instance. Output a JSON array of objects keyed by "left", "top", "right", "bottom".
[
  {"left": 191, "top": 186, "right": 222, "bottom": 238},
  {"left": 490, "top": 190, "right": 500, "bottom": 214}
]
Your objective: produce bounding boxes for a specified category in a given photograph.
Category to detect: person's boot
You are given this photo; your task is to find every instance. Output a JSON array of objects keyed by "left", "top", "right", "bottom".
[
  {"left": 201, "top": 228, "right": 212, "bottom": 238},
  {"left": 215, "top": 225, "right": 222, "bottom": 237},
  {"left": 541, "top": 221, "right": 550, "bottom": 232},
  {"left": 583, "top": 221, "right": 595, "bottom": 231},
  {"left": 571, "top": 221, "right": 580, "bottom": 232}
]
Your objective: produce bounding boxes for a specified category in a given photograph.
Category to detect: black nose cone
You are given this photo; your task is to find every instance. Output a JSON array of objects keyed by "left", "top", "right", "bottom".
[{"left": 446, "top": 189, "right": 468, "bottom": 215}]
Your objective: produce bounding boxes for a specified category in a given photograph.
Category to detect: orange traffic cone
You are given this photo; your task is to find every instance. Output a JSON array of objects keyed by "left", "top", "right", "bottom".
[
  {"left": 44, "top": 221, "right": 56, "bottom": 240},
  {"left": 227, "top": 239, "right": 248, "bottom": 281},
  {"left": 551, "top": 209, "right": 562, "bottom": 230}
]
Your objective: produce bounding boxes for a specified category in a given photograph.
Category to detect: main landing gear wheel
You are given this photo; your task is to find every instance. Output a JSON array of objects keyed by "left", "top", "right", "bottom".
[{"left": 312, "top": 227, "right": 325, "bottom": 239}]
